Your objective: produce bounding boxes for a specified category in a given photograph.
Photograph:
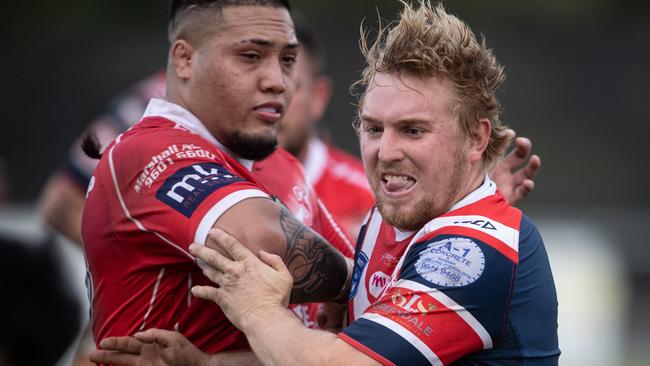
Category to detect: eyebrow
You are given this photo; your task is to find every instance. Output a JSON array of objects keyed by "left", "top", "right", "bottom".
[
  {"left": 243, "top": 38, "right": 299, "bottom": 49},
  {"left": 361, "top": 115, "right": 430, "bottom": 127}
]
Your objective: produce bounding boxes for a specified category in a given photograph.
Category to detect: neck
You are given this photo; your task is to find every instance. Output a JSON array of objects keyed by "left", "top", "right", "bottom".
[{"left": 459, "top": 162, "right": 487, "bottom": 204}]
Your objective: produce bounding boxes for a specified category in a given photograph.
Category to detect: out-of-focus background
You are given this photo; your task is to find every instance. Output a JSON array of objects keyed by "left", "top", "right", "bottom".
[{"left": 1, "top": 0, "right": 648, "bottom": 365}]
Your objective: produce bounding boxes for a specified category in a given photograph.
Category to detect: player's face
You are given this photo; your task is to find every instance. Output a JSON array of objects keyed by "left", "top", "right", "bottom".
[
  {"left": 187, "top": 6, "right": 298, "bottom": 160},
  {"left": 276, "top": 51, "right": 322, "bottom": 157},
  {"left": 359, "top": 72, "right": 472, "bottom": 231}
]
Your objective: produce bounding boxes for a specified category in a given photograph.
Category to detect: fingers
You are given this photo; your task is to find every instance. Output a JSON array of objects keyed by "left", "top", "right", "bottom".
[
  {"left": 134, "top": 328, "right": 182, "bottom": 347},
  {"left": 89, "top": 350, "right": 139, "bottom": 366},
  {"left": 503, "top": 136, "right": 532, "bottom": 170},
  {"left": 191, "top": 285, "right": 221, "bottom": 303},
  {"left": 190, "top": 243, "right": 237, "bottom": 275},
  {"left": 99, "top": 336, "right": 144, "bottom": 354},
  {"left": 524, "top": 154, "right": 541, "bottom": 179},
  {"left": 208, "top": 228, "right": 254, "bottom": 261}
]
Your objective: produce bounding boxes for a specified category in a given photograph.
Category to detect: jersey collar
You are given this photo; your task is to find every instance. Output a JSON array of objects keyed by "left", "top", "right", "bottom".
[
  {"left": 448, "top": 173, "right": 496, "bottom": 212},
  {"left": 142, "top": 98, "right": 255, "bottom": 171}
]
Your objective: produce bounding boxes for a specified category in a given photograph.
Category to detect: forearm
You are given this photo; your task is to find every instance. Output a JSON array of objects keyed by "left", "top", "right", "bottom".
[
  {"left": 242, "top": 306, "right": 342, "bottom": 366},
  {"left": 208, "top": 351, "right": 262, "bottom": 366}
]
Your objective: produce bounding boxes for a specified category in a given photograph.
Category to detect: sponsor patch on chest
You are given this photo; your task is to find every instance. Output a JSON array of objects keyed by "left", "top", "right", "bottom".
[{"left": 415, "top": 237, "right": 485, "bottom": 287}]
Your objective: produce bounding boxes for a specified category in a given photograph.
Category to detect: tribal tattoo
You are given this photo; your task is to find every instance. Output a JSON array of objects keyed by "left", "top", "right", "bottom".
[{"left": 279, "top": 207, "right": 348, "bottom": 304}]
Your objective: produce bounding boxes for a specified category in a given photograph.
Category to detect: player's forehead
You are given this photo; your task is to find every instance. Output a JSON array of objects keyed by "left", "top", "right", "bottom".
[
  {"left": 215, "top": 5, "right": 297, "bottom": 47},
  {"left": 362, "top": 72, "right": 454, "bottom": 126}
]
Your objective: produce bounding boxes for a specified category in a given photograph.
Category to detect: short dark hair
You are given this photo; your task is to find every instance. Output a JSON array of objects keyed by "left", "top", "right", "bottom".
[{"left": 169, "top": 0, "right": 292, "bottom": 42}]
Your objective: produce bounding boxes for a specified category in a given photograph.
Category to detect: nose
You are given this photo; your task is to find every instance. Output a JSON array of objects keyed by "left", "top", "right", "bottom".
[
  {"left": 377, "top": 130, "right": 405, "bottom": 163},
  {"left": 259, "top": 60, "right": 287, "bottom": 95}
]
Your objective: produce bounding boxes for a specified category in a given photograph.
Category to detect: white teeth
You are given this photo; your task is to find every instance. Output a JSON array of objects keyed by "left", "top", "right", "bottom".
[{"left": 383, "top": 175, "right": 412, "bottom": 182}]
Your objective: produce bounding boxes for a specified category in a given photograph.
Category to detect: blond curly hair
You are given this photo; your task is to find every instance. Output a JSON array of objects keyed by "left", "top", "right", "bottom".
[{"left": 353, "top": 1, "right": 509, "bottom": 169}]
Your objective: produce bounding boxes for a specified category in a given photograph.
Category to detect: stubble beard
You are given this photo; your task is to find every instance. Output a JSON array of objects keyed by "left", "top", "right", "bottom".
[{"left": 375, "top": 154, "right": 465, "bottom": 232}]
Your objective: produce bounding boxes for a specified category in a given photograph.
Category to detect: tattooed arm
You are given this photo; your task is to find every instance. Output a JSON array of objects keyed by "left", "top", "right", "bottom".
[{"left": 209, "top": 198, "right": 350, "bottom": 304}]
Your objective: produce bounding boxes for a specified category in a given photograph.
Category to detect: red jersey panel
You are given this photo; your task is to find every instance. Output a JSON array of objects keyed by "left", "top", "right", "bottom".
[{"left": 303, "top": 138, "right": 374, "bottom": 241}]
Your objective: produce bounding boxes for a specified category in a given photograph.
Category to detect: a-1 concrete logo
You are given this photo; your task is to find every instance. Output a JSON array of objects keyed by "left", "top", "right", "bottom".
[
  {"left": 156, "top": 163, "right": 243, "bottom": 217},
  {"left": 415, "top": 237, "right": 485, "bottom": 287},
  {"left": 368, "top": 271, "right": 391, "bottom": 298}
]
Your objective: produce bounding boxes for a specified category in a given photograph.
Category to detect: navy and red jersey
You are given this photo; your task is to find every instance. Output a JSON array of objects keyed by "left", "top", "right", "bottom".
[
  {"left": 82, "top": 99, "right": 353, "bottom": 354},
  {"left": 341, "top": 177, "right": 559, "bottom": 365}
]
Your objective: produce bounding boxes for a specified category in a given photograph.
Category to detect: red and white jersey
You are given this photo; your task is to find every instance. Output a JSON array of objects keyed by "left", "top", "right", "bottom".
[
  {"left": 340, "top": 177, "right": 558, "bottom": 365},
  {"left": 82, "top": 99, "right": 352, "bottom": 354},
  {"left": 303, "top": 138, "right": 374, "bottom": 241}
]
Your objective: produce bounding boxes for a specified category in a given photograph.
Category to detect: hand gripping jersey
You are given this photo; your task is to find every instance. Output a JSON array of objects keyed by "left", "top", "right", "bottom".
[
  {"left": 303, "top": 137, "right": 375, "bottom": 241},
  {"left": 82, "top": 99, "right": 353, "bottom": 353},
  {"left": 341, "top": 178, "right": 560, "bottom": 365}
]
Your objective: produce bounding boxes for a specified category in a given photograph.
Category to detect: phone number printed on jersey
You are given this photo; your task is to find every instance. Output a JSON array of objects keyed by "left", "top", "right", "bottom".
[{"left": 415, "top": 237, "right": 485, "bottom": 287}]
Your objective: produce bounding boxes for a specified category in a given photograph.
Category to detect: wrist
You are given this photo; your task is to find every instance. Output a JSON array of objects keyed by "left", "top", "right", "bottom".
[{"left": 240, "top": 304, "right": 294, "bottom": 334}]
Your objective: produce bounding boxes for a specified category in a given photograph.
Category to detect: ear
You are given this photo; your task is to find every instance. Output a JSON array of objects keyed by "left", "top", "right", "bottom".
[
  {"left": 468, "top": 118, "right": 491, "bottom": 164},
  {"left": 170, "top": 39, "right": 194, "bottom": 81},
  {"left": 311, "top": 76, "right": 333, "bottom": 121}
]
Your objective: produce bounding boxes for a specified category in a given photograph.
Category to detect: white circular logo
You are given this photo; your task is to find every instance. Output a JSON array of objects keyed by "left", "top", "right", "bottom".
[{"left": 415, "top": 237, "right": 485, "bottom": 287}]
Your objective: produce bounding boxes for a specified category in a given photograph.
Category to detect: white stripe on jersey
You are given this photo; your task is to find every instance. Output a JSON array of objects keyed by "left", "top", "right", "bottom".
[
  {"left": 194, "top": 189, "right": 270, "bottom": 245},
  {"left": 397, "top": 279, "right": 493, "bottom": 350},
  {"left": 361, "top": 312, "right": 442, "bottom": 365},
  {"left": 352, "top": 211, "right": 384, "bottom": 320},
  {"left": 140, "top": 267, "right": 165, "bottom": 331},
  {"left": 413, "top": 214, "right": 520, "bottom": 253}
]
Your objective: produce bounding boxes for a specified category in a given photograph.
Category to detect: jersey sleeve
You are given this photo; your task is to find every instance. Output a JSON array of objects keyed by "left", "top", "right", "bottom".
[
  {"left": 340, "top": 232, "right": 517, "bottom": 365},
  {"left": 111, "top": 130, "right": 269, "bottom": 255}
]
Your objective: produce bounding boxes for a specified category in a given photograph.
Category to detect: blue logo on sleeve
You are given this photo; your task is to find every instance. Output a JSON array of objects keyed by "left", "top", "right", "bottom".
[
  {"left": 349, "top": 251, "right": 369, "bottom": 299},
  {"left": 156, "top": 163, "right": 243, "bottom": 217}
]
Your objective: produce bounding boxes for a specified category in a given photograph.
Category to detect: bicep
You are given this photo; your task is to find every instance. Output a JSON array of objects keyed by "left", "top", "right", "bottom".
[
  {"left": 210, "top": 197, "right": 287, "bottom": 256},
  {"left": 211, "top": 197, "right": 349, "bottom": 303}
]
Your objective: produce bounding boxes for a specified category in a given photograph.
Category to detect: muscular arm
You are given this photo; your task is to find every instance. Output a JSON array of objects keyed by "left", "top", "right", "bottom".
[{"left": 211, "top": 197, "right": 350, "bottom": 304}]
